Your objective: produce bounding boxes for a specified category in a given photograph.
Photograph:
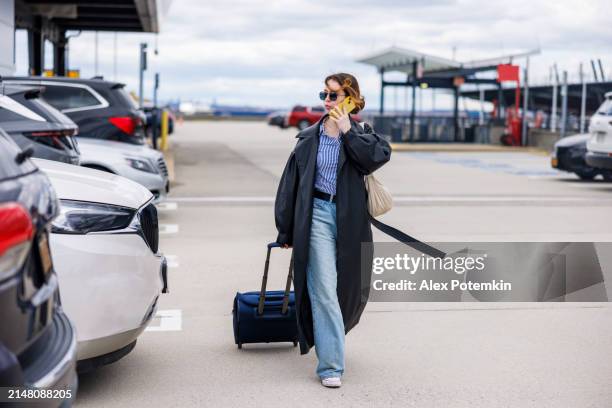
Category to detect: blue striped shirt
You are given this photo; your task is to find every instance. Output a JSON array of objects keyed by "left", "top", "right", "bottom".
[{"left": 314, "top": 120, "right": 341, "bottom": 195}]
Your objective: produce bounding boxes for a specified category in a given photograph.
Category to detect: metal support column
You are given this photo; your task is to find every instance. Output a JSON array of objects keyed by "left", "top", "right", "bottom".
[
  {"left": 521, "top": 57, "right": 530, "bottom": 146},
  {"left": 560, "top": 71, "right": 568, "bottom": 137},
  {"left": 598, "top": 59, "right": 606, "bottom": 81},
  {"left": 138, "top": 43, "right": 148, "bottom": 108},
  {"left": 410, "top": 60, "right": 417, "bottom": 142},
  {"left": 379, "top": 68, "right": 385, "bottom": 114},
  {"left": 28, "top": 17, "right": 44, "bottom": 76},
  {"left": 497, "top": 82, "right": 504, "bottom": 119},
  {"left": 478, "top": 87, "right": 485, "bottom": 125},
  {"left": 53, "top": 30, "right": 67, "bottom": 76},
  {"left": 580, "top": 63, "right": 587, "bottom": 133},
  {"left": 152, "top": 73, "right": 160, "bottom": 149},
  {"left": 551, "top": 64, "right": 559, "bottom": 131},
  {"left": 591, "top": 60, "right": 599, "bottom": 82},
  {"left": 453, "top": 86, "right": 459, "bottom": 142}
]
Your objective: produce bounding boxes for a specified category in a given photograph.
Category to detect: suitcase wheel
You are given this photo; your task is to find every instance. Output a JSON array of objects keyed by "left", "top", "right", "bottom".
[{"left": 238, "top": 343, "right": 242, "bottom": 349}]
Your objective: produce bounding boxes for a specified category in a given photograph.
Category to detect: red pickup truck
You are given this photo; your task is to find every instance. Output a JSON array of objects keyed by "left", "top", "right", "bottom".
[{"left": 285, "top": 105, "right": 362, "bottom": 130}]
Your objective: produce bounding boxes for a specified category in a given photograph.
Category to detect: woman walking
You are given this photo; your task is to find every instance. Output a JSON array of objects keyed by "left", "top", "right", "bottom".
[{"left": 274, "top": 73, "right": 391, "bottom": 388}]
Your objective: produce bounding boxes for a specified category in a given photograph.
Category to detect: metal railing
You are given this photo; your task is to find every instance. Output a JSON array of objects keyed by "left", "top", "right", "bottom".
[{"left": 364, "top": 114, "right": 491, "bottom": 143}]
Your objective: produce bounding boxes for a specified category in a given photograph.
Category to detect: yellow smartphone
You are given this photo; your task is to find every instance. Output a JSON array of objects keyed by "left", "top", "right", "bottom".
[{"left": 336, "top": 96, "right": 356, "bottom": 114}]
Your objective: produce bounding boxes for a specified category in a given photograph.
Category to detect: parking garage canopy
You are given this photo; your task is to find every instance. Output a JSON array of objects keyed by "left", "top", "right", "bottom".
[
  {"left": 357, "top": 46, "right": 539, "bottom": 140},
  {"left": 14, "top": 0, "right": 161, "bottom": 75},
  {"left": 357, "top": 46, "right": 461, "bottom": 75},
  {"left": 15, "top": 0, "right": 160, "bottom": 32}
]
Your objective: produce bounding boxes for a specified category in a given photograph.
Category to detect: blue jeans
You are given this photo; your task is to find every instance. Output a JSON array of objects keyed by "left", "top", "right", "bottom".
[{"left": 306, "top": 197, "right": 345, "bottom": 379}]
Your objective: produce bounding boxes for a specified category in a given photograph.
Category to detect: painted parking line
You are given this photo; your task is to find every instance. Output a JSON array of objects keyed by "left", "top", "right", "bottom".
[
  {"left": 165, "top": 255, "right": 179, "bottom": 268},
  {"left": 173, "top": 196, "right": 274, "bottom": 202},
  {"left": 170, "top": 196, "right": 612, "bottom": 204},
  {"left": 156, "top": 201, "right": 178, "bottom": 211},
  {"left": 159, "top": 224, "right": 179, "bottom": 235},
  {"left": 409, "top": 152, "right": 562, "bottom": 177},
  {"left": 145, "top": 309, "right": 182, "bottom": 332},
  {"left": 393, "top": 196, "right": 609, "bottom": 202}
]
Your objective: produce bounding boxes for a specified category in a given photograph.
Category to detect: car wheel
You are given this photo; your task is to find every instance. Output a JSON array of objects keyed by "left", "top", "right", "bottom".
[
  {"left": 602, "top": 173, "right": 612, "bottom": 182},
  {"left": 297, "top": 120, "right": 310, "bottom": 130},
  {"left": 576, "top": 172, "right": 596, "bottom": 180}
]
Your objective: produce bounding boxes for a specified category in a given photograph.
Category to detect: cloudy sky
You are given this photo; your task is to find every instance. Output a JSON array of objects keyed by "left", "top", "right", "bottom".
[{"left": 14, "top": 0, "right": 612, "bottom": 111}]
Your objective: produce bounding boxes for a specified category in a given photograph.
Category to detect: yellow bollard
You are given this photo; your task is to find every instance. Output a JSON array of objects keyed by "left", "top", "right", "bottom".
[{"left": 160, "top": 109, "right": 169, "bottom": 151}]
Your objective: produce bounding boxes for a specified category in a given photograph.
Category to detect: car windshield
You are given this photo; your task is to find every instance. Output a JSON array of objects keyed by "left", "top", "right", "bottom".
[{"left": 596, "top": 98, "right": 612, "bottom": 115}]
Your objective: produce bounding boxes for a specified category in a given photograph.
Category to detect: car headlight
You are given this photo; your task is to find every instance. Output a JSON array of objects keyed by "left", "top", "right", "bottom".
[
  {"left": 51, "top": 200, "right": 136, "bottom": 234},
  {"left": 125, "top": 158, "right": 157, "bottom": 174}
]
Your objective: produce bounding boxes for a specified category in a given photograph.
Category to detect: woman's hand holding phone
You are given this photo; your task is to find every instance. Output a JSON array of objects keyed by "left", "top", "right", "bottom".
[{"left": 329, "top": 98, "right": 352, "bottom": 134}]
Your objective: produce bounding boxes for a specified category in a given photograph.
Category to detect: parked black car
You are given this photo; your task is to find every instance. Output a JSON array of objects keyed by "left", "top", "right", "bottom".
[
  {"left": 551, "top": 133, "right": 612, "bottom": 180},
  {"left": 267, "top": 110, "right": 287, "bottom": 128},
  {"left": 4, "top": 77, "right": 147, "bottom": 145},
  {"left": 0, "top": 128, "right": 78, "bottom": 405},
  {"left": 0, "top": 84, "right": 80, "bottom": 165}
]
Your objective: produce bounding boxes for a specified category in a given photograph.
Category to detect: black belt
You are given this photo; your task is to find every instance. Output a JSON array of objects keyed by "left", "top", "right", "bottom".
[{"left": 313, "top": 189, "right": 336, "bottom": 203}]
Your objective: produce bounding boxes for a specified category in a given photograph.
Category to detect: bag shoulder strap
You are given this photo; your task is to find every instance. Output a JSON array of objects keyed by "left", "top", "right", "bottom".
[
  {"left": 356, "top": 121, "right": 443, "bottom": 258},
  {"left": 368, "top": 214, "right": 446, "bottom": 259}
]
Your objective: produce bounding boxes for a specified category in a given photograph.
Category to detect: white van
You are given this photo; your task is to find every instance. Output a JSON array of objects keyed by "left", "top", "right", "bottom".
[{"left": 586, "top": 91, "right": 612, "bottom": 171}]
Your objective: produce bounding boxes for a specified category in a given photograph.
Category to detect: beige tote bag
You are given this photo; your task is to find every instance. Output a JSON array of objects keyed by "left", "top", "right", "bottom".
[
  {"left": 358, "top": 122, "right": 393, "bottom": 217},
  {"left": 365, "top": 173, "right": 393, "bottom": 217}
]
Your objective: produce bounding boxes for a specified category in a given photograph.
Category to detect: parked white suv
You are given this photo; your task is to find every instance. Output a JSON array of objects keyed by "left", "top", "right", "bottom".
[
  {"left": 586, "top": 92, "right": 612, "bottom": 171},
  {"left": 34, "top": 158, "right": 169, "bottom": 372},
  {"left": 77, "top": 138, "right": 170, "bottom": 202}
]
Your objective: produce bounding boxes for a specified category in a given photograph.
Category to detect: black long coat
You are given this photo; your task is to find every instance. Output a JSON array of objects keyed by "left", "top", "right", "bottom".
[{"left": 274, "top": 114, "right": 392, "bottom": 355}]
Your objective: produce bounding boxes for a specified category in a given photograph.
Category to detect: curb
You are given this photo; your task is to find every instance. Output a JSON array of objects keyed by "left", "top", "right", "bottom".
[
  {"left": 390, "top": 143, "right": 550, "bottom": 155},
  {"left": 162, "top": 143, "right": 176, "bottom": 183}
]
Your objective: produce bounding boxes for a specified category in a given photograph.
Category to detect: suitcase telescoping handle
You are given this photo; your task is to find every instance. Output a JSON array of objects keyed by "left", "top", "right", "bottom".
[{"left": 257, "top": 242, "right": 293, "bottom": 316}]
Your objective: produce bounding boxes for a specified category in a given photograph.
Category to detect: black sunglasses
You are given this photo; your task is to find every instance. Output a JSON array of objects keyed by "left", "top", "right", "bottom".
[{"left": 319, "top": 91, "right": 345, "bottom": 101}]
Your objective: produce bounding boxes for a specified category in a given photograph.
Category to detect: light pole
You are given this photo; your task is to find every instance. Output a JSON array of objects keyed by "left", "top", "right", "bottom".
[
  {"left": 138, "top": 42, "right": 148, "bottom": 108},
  {"left": 560, "top": 71, "right": 568, "bottom": 137},
  {"left": 579, "top": 63, "right": 587, "bottom": 134},
  {"left": 152, "top": 73, "right": 160, "bottom": 149},
  {"left": 521, "top": 57, "right": 529, "bottom": 146},
  {"left": 551, "top": 64, "right": 559, "bottom": 131}
]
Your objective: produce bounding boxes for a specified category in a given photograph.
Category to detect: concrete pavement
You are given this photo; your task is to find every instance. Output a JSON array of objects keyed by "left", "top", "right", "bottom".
[{"left": 75, "top": 121, "right": 612, "bottom": 408}]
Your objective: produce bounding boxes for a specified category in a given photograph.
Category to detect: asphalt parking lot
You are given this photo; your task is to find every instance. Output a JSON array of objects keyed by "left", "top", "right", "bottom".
[{"left": 76, "top": 121, "right": 612, "bottom": 407}]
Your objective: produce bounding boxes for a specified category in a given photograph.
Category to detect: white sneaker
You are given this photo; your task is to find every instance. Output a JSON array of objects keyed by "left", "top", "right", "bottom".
[{"left": 321, "top": 377, "right": 342, "bottom": 388}]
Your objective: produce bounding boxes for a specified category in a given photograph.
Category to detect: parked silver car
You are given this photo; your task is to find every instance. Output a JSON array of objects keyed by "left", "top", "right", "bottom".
[{"left": 77, "top": 138, "right": 170, "bottom": 201}]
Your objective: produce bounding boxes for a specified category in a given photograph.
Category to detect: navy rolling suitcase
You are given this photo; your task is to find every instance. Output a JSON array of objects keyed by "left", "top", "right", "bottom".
[{"left": 232, "top": 242, "right": 298, "bottom": 349}]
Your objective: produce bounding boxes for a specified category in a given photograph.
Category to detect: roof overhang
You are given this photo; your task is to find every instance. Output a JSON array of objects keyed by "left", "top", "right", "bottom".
[
  {"left": 357, "top": 46, "right": 460, "bottom": 74},
  {"left": 15, "top": 0, "right": 160, "bottom": 34},
  {"left": 357, "top": 46, "right": 540, "bottom": 77}
]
